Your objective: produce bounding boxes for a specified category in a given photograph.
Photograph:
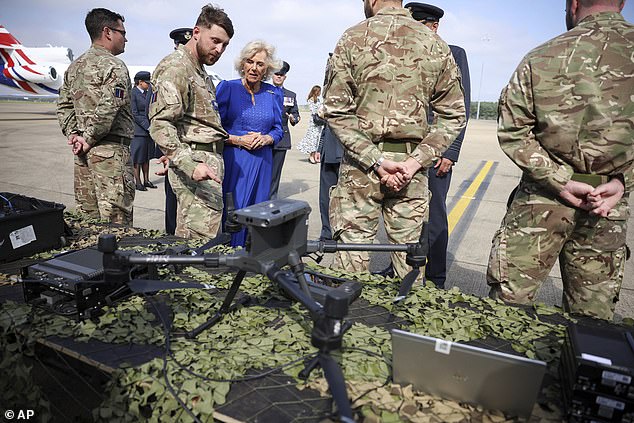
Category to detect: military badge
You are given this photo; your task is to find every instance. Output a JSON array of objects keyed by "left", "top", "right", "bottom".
[{"left": 114, "top": 87, "right": 125, "bottom": 99}]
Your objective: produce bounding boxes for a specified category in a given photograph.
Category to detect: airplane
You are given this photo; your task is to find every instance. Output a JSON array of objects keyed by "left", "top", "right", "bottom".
[
  {"left": 0, "top": 25, "right": 222, "bottom": 97},
  {"left": 0, "top": 25, "right": 70, "bottom": 95}
]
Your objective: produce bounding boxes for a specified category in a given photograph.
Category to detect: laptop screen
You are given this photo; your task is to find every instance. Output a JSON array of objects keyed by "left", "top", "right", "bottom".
[{"left": 391, "top": 329, "right": 546, "bottom": 418}]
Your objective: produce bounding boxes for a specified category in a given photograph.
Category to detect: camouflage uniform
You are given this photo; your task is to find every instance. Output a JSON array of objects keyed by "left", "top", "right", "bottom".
[
  {"left": 149, "top": 45, "right": 227, "bottom": 239},
  {"left": 323, "top": 7, "right": 466, "bottom": 279},
  {"left": 57, "top": 45, "right": 135, "bottom": 226},
  {"left": 487, "top": 12, "right": 634, "bottom": 320}
]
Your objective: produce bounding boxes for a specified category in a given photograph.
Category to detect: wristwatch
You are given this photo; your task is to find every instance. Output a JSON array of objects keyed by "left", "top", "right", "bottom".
[{"left": 371, "top": 156, "right": 385, "bottom": 174}]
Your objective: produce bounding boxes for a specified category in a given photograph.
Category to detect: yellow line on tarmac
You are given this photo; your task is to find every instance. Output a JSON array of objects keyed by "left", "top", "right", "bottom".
[{"left": 447, "top": 161, "right": 494, "bottom": 235}]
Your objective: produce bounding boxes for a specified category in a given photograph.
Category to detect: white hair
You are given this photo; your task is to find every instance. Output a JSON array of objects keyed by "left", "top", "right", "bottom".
[{"left": 234, "top": 40, "right": 282, "bottom": 81}]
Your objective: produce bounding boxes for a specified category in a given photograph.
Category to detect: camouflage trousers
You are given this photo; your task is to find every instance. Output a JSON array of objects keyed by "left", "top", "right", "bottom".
[
  {"left": 487, "top": 180, "right": 629, "bottom": 320},
  {"left": 74, "top": 142, "right": 135, "bottom": 226},
  {"left": 329, "top": 152, "right": 429, "bottom": 280},
  {"left": 169, "top": 150, "right": 224, "bottom": 239}
]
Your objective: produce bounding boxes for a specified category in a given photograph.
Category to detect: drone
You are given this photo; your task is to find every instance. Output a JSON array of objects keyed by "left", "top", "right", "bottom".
[{"left": 22, "top": 198, "right": 429, "bottom": 422}]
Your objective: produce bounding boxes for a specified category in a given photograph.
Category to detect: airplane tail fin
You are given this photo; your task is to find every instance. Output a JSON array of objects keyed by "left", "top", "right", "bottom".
[
  {"left": 0, "top": 25, "right": 62, "bottom": 94},
  {"left": 0, "top": 25, "right": 23, "bottom": 64}
]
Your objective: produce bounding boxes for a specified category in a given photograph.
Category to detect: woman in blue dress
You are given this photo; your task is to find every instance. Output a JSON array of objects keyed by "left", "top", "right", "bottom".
[{"left": 217, "top": 40, "right": 283, "bottom": 247}]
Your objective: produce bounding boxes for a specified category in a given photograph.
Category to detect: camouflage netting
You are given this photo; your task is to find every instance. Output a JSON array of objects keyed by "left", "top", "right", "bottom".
[{"left": 0, "top": 211, "right": 617, "bottom": 422}]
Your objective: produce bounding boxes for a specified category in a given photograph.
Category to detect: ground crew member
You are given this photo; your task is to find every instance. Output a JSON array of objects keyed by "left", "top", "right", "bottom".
[
  {"left": 324, "top": 0, "right": 466, "bottom": 280},
  {"left": 149, "top": 5, "right": 234, "bottom": 239},
  {"left": 487, "top": 0, "right": 633, "bottom": 320},
  {"left": 57, "top": 7, "right": 135, "bottom": 225}
]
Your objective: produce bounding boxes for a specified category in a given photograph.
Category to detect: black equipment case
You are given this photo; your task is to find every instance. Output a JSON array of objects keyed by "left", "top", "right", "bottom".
[
  {"left": 560, "top": 322, "right": 634, "bottom": 422},
  {"left": 0, "top": 192, "right": 66, "bottom": 262}
]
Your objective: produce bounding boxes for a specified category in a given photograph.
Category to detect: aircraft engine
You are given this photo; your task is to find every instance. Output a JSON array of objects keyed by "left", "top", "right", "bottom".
[{"left": 2, "top": 65, "right": 59, "bottom": 84}]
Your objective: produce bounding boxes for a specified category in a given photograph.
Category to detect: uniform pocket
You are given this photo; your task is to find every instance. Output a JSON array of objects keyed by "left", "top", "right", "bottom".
[
  {"left": 487, "top": 226, "right": 509, "bottom": 284},
  {"left": 88, "top": 146, "right": 116, "bottom": 175},
  {"left": 591, "top": 200, "right": 629, "bottom": 251},
  {"left": 193, "top": 151, "right": 224, "bottom": 212}
]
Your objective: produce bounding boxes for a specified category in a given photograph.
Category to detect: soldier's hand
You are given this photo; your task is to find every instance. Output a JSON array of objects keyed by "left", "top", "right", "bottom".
[
  {"left": 155, "top": 156, "right": 169, "bottom": 176},
  {"left": 192, "top": 163, "right": 221, "bottom": 183},
  {"left": 381, "top": 173, "right": 408, "bottom": 191},
  {"left": 70, "top": 136, "right": 91, "bottom": 155},
  {"left": 377, "top": 159, "right": 409, "bottom": 191},
  {"left": 434, "top": 158, "right": 454, "bottom": 177},
  {"left": 558, "top": 180, "right": 594, "bottom": 210},
  {"left": 588, "top": 178, "right": 625, "bottom": 217}
]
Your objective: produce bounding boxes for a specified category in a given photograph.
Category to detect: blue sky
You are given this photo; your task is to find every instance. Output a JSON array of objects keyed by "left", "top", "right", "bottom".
[{"left": 2, "top": 0, "right": 633, "bottom": 102}]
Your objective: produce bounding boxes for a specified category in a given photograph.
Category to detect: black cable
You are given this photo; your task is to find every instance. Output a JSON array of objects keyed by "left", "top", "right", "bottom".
[
  {"left": 341, "top": 346, "right": 393, "bottom": 405},
  {"left": 146, "top": 294, "right": 203, "bottom": 423},
  {"left": 170, "top": 347, "right": 319, "bottom": 384}
]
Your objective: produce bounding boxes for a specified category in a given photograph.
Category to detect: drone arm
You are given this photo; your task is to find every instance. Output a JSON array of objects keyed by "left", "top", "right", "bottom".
[{"left": 266, "top": 265, "right": 322, "bottom": 318}]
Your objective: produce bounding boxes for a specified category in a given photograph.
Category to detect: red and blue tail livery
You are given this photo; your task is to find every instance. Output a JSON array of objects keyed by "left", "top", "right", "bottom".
[{"left": 0, "top": 25, "right": 71, "bottom": 95}]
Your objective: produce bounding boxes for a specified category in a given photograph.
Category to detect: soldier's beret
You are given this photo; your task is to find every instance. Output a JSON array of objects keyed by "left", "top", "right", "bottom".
[
  {"left": 134, "top": 71, "right": 151, "bottom": 82},
  {"left": 169, "top": 27, "right": 193, "bottom": 46},
  {"left": 404, "top": 2, "right": 444, "bottom": 22},
  {"left": 275, "top": 61, "right": 290, "bottom": 76}
]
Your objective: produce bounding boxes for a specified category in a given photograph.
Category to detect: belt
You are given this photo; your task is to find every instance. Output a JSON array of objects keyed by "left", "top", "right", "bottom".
[
  {"left": 570, "top": 173, "right": 608, "bottom": 188},
  {"left": 190, "top": 142, "right": 221, "bottom": 154},
  {"left": 379, "top": 140, "right": 416, "bottom": 154},
  {"left": 101, "top": 135, "right": 130, "bottom": 145}
]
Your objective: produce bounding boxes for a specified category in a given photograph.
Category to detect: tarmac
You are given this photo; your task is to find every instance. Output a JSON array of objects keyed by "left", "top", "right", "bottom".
[{"left": 1, "top": 101, "right": 633, "bottom": 321}]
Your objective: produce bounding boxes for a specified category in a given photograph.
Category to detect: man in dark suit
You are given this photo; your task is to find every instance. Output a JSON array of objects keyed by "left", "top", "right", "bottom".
[
  {"left": 317, "top": 123, "right": 344, "bottom": 240},
  {"left": 316, "top": 53, "right": 344, "bottom": 240},
  {"left": 270, "top": 61, "right": 300, "bottom": 200},
  {"left": 392, "top": 3, "right": 470, "bottom": 288}
]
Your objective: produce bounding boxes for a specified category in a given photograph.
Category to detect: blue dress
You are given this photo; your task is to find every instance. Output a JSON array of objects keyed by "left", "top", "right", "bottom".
[{"left": 216, "top": 79, "right": 283, "bottom": 247}]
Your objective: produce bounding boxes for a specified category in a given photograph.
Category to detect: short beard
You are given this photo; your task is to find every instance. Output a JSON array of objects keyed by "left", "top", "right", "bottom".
[
  {"left": 364, "top": 0, "right": 374, "bottom": 18},
  {"left": 196, "top": 42, "right": 217, "bottom": 66}
]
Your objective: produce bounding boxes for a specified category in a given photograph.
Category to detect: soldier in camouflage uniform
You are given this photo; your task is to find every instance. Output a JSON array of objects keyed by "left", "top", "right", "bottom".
[
  {"left": 149, "top": 5, "right": 234, "bottom": 239},
  {"left": 57, "top": 8, "right": 135, "bottom": 226},
  {"left": 323, "top": 0, "right": 466, "bottom": 280},
  {"left": 487, "top": 0, "right": 633, "bottom": 320}
]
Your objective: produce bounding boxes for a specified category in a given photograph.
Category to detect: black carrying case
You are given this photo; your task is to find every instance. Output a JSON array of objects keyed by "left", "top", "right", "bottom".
[{"left": 0, "top": 192, "right": 66, "bottom": 262}]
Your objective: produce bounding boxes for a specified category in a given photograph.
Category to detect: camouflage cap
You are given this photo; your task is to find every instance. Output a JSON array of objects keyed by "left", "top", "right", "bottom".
[
  {"left": 169, "top": 28, "right": 193, "bottom": 46},
  {"left": 405, "top": 3, "right": 444, "bottom": 22}
]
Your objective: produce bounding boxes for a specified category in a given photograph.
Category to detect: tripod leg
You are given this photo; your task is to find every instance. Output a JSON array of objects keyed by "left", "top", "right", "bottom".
[
  {"left": 319, "top": 354, "right": 354, "bottom": 422},
  {"left": 184, "top": 270, "right": 247, "bottom": 339},
  {"left": 298, "top": 355, "right": 320, "bottom": 380}
]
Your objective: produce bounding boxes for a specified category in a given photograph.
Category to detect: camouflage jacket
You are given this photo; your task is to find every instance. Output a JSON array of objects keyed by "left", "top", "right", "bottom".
[
  {"left": 323, "top": 7, "right": 466, "bottom": 171},
  {"left": 498, "top": 12, "right": 634, "bottom": 194},
  {"left": 149, "top": 45, "right": 228, "bottom": 177},
  {"left": 57, "top": 45, "right": 133, "bottom": 145}
]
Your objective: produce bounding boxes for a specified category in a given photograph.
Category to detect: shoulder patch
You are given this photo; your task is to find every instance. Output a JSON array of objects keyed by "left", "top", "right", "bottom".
[{"left": 114, "top": 87, "right": 125, "bottom": 99}]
